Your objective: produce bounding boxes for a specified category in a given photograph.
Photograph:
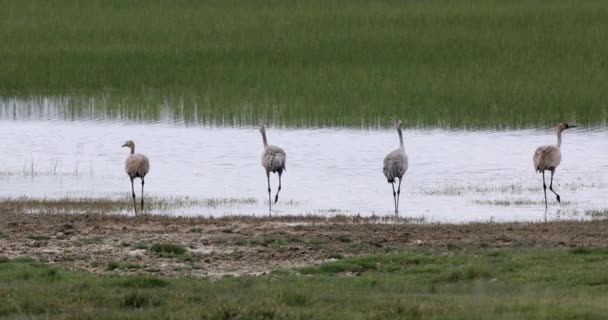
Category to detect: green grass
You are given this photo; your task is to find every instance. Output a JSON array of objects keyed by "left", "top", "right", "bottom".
[
  {"left": 1, "top": 0, "right": 606, "bottom": 128},
  {"left": 26, "top": 235, "right": 51, "bottom": 241},
  {"left": 74, "top": 236, "right": 105, "bottom": 246},
  {"left": 131, "top": 241, "right": 150, "bottom": 250},
  {"left": 2, "top": 248, "right": 608, "bottom": 318},
  {"left": 107, "top": 261, "right": 142, "bottom": 271},
  {"left": 149, "top": 243, "right": 187, "bottom": 256}
]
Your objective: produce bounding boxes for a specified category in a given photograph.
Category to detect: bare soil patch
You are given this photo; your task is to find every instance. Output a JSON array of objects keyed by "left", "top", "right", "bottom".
[{"left": 1, "top": 211, "right": 607, "bottom": 277}]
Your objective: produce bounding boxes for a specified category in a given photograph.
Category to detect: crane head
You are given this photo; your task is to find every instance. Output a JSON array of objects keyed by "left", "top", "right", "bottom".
[
  {"left": 557, "top": 123, "right": 576, "bottom": 132},
  {"left": 122, "top": 140, "right": 135, "bottom": 149}
]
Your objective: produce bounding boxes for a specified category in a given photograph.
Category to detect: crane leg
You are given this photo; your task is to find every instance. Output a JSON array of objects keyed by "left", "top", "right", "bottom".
[
  {"left": 130, "top": 177, "right": 137, "bottom": 215},
  {"left": 396, "top": 178, "right": 403, "bottom": 215},
  {"left": 274, "top": 173, "right": 282, "bottom": 204},
  {"left": 267, "top": 173, "right": 272, "bottom": 215},
  {"left": 548, "top": 170, "right": 560, "bottom": 203},
  {"left": 542, "top": 171, "right": 548, "bottom": 210},
  {"left": 391, "top": 181, "right": 397, "bottom": 214},
  {"left": 141, "top": 178, "right": 145, "bottom": 213}
]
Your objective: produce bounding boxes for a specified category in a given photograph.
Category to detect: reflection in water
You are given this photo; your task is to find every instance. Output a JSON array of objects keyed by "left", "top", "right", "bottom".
[
  {"left": 1, "top": 95, "right": 600, "bottom": 129},
  {"left": 0, "top": 95, "right": 301, "bottom": 127}
]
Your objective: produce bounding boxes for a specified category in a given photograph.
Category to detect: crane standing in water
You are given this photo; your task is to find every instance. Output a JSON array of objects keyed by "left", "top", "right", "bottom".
[
  {"left": 383, "top": 120, "right": 409, "bottom": 215},
  {"left": 122, "top": 140, "right": 150, "bottom": 215},
  {"left": 259, "top": 126, "right": 286, "bottom": 215},
  {"left": 533, "top": 123, "right": 576, "bottom": 209}
]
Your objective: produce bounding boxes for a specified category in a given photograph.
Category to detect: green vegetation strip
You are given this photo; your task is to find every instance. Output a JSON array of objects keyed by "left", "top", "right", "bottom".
[
  {"left": 1, "top": 0, "right": 606, "bottom": 128},
  {"left": 2, "top": 247, "right": 608, "bottom": 318}
]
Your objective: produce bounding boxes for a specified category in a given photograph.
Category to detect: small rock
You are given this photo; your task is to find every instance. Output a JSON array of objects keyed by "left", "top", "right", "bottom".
[
  {"left": 28, "top": 241, "right": 42, "bottom": 248},
  {"left": 127, "top": 249, "right": 146, "bottom": 256}
]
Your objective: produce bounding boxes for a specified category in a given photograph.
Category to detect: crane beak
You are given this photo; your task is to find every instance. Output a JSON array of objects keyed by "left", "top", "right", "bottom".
[
  {"left": 567, "top": 125, "right": 577, "bottom": 129},
  {"left": 121, "top": 143, "right": 128, "bottom": 147}
]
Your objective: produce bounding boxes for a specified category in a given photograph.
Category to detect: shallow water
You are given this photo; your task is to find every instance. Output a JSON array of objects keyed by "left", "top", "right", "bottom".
[{"left": 1, "top": 112, "right": 607, "bottom": 222}]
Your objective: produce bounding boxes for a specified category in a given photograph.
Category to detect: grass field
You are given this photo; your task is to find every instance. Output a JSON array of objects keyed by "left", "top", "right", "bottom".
[
  {"left": 2, "top": 248, "right": 608, "bottom": 319},
  {"left": 3, "top": 211, "right": 608, "bottom": 318},
  {"left": 1, "top": 0, "right": 607, "bottom": 127}
]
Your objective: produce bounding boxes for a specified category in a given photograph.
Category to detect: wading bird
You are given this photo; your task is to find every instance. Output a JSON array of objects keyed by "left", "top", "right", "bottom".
[
  {"left": 533, "top": 123, "right": 576, "bottom": 209},
  {"left": 259, "top": 126, "right": 286, "bottom": 215},
  {"left": 122, "top": 140, "right": 150, "bottom": 215},
  {"left": 383, "top": 120, "right": 409, "bottom": 215}
]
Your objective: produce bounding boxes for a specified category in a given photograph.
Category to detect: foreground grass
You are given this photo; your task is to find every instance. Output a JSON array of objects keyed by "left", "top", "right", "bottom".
[
  {"left": 2, "top": 248, "right": 608, "bottom": 319},
  {"left": 1, "top": 0, "right": 607, "bottom": 127}
]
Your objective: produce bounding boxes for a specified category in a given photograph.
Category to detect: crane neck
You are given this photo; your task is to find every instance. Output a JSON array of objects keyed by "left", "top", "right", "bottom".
[
  {"left": 261, "top": 130, "right": 268, "bottom": 147},
  {"left": 556, "top": 130, "right": 562, "bottom": 149},
  {"left": 398, "top": 127, "right": 404, "bottom": 148},
  {"left": 129, "top": 145, "right": 135, "bottom": 154}
]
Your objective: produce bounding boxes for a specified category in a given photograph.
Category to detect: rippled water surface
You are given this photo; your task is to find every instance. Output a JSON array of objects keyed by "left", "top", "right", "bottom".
[{"left": 1, "top": 109, "right": 607, "bottom": 222}]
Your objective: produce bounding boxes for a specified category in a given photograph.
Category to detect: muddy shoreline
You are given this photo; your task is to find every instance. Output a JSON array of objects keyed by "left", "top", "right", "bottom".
[{"left": 1, "top": 211, "right": 607, "bottom": 277}]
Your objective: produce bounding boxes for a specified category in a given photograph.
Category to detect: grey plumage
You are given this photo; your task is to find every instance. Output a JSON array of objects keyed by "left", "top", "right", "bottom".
[
  {"left": 260, "top": 126, "right": 286, "bottom": 214},
  {"left": 533, "top": 123, "right": 576, "bottom": 209},
  {"left": 383, "top": 120, "right": 409, "bottom": 215},
  {"left": 122, "top": 140, "right": 150, "bottom": 215}
]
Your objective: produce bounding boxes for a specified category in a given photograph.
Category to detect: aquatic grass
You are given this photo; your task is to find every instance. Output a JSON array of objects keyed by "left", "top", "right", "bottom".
[
  {"left": 473, "top": 198, "right": 572, "bottom": 206},
  {"left": 0, "top": 196, "right": 147, "bottom": 214},
  {"left": 0, "top": 0, "right": 606, "bottom": 128},
  {"left": 200, "top": 197, "right": 257, "bottom": 209},
  {"left": 0, "top": 196, "right": 257, "bottom": 214},
  {"left": 420, "top": 183, "right": 528, "bottom": 196},
  {"left": 208, "top": 213, "right": 421, "bottom": 225},
  {"left": 0, "top": 160, "right": 95, "bottom": 178},
  {"left": 584, "top": 209, "right": 608, "bottom": 219},
  {"left": 420, "top": 180, "right": 606, "bottom": 197}
]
